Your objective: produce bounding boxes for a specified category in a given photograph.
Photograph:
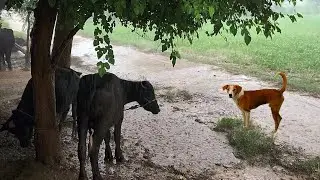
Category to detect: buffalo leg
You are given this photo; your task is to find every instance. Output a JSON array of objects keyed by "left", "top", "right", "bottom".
[
  {"left": 71, "top": 100, "right": 77, "bottom": 138},
  {"left": 90, "top": 131, "right": 104, "bottom": 180},
  {"left": 104, "top": 129, "right": 113, "bottom": 163},
  {"left": 58, "top": 110, "right": 69, "bottom": 132},
  {"left": 0, "top": 52, "right": 4, "bottom": 70},
  {"left": 114, "top": 122, "right": 124, "bottom": 162},
  {"left": 78, "top": 117, "right": 88, "bottom": 180},
  {"left": 5, "top": 50, "right": 12, "bottom": 70}
]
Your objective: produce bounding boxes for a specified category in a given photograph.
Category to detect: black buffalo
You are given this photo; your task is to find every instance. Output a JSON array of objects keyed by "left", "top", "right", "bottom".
[
  {"left": 0, "top": 28, "right": 15, "bottom": 70},
  {"left": 0, "top": 67, "right": 82, "bottom": 147},
  {"left": 77, "top": 73, "right": 160, "bottom": 180}
]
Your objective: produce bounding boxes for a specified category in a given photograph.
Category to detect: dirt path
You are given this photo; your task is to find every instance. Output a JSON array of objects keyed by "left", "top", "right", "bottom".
[
  {"left": 70, "top": 36, "right": 320, "bottom": 179},
  {"left": 71, "top": 36, "right": 320, "bottom": 157},
  {"left": 1, "top": 13, "right": 319, "bottom": 179}
]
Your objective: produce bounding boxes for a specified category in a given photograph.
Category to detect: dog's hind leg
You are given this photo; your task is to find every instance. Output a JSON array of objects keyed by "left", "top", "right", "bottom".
[
  {"left": 271, "top": 107, "right": 282, "bottom": 133},
  {"left": 270, "top": 98, "right": 284, "bottom": 133}
]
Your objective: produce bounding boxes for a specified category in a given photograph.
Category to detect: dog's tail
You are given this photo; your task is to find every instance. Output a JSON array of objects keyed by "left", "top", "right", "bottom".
[{"left": 278, "top": 72, "right": 287, "bottom": 94}]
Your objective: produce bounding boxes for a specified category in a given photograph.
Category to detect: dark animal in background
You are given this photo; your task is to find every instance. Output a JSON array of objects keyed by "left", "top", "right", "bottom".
[
  {"left": 77, "top": 73, "right": 160, "bottom": 180},
  {"left": 0, "top": 28, "right": 15, "bottom": 70},
  {"left": 0, "top": 67, "right": 82, "bottom": 147}
]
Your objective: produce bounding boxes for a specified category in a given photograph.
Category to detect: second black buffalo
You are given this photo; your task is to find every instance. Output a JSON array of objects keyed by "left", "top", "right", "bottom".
[{"left": 0, "top": 67, "right": 81, "bottom": 147}]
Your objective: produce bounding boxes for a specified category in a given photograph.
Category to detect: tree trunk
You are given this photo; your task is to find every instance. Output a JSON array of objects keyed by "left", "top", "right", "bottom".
[
  {"left": 51, "top": 2, "right": 74, "bottom": 68},
  {"left": 31, "top": 0, "right": 59, "bottom": 165},
  {"left": 25, "top": 11, "right": 31, "bottom": 68}
]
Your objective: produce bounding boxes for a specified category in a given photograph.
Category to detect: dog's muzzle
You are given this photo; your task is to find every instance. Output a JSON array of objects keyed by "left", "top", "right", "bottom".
[{"left": 229, "top": 94, "right": 232, "bottom": 98}]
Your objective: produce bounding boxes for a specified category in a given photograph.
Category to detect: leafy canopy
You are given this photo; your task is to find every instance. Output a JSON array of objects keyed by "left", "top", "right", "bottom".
[{"left": 6, "top": 0, "right": 301, "bottom": 75}]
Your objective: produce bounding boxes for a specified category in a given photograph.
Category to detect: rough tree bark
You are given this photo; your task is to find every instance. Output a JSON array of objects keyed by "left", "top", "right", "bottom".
[
  {"left": 51, "top": 1, "right": 74, "bottom": 68},
  {"left": 30, "top": 0, "right": 59, "bottom": 164}
]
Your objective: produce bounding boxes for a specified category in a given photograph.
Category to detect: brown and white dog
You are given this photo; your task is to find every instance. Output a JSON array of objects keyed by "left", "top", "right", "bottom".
[{"left": 222, "top": 72, "right": 287, "bottom": 134}]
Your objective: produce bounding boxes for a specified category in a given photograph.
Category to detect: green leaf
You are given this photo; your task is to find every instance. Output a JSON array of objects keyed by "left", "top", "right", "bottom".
[
  {"left": 175, "top": 50, "right": 181, "bottom": 59},
  {"left": 162, "top": 44, "right": 168, "bottom": 52},
  {"left": 275, "top": 26, "right": 281, "bottom": 33},
  {"left": 93, "top": 39, "right": 99, "bottom": 46},
  {"left": 104, "top": 62, "right": 110, "bottom": 69},
  {"left": 107, "top": 54, "right": 115, "bottom": 65},
  {"left": 97, "top": 51, "right": 103, "bottom": 59},
  {"left": 103, "top": 35, "right": 110, "bottom": 44},
  {"left": 244, "top": 34, "right": 251, "bottom": 45},
  {"left": 154, "top": 34, "right": 160, "bottom": 41},
  {"left": 256, "top": 26, "right": 261, "bottom": 34},
  {"left": 289, "top": 15, "right": 297, "bottom": 22},
  {"left": 98, "top": 66, "right": 107, "bottom": 77},
  {"left": 230, "top": 24, "right": 237, "bottom": 36},
  {"left": 172, "top": 57, "right": 176, "bottom": 67},
  {"left": 297, "top": 13, "right": 303, "bottom": 18},
  {"left": 208, "top": 6, "right": 215, "bottom": 18}
]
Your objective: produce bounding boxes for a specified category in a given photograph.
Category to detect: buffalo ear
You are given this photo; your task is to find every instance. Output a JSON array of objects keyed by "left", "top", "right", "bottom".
[
  {"left": 141, "top": 81, "right": 148, "bottom": 89},
  {"left": 222, "top": 85, "right": 229, "bottom": 91}
]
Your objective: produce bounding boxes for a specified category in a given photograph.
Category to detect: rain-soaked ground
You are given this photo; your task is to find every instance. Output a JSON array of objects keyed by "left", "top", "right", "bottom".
[{"left": 0, "top": 13, "right": 320, "bottom": 179}]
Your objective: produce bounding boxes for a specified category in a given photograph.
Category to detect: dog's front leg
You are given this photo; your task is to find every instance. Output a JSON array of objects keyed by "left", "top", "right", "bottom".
[
  {"left": 244, "top": 111, "right": 250, "bottom": 128},
  {"left": 241, "top": 111, "right": 246, "bottom": 128}
]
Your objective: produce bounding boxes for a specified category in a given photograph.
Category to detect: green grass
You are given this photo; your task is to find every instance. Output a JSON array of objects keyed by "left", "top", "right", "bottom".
[
  {"left": 214, "top": 117, "right": 243, "bottom": 131},
  {"left": 214, "top": 118, "right": 274, "bottom": 161},
  {"left": 214, "top": 118, "right": 320, "bottom": 177},
  {"left": 293, "top": 157, "right": 320, "bottom": 178},
  {"left": 79, "top": 15, "right": 320, "bottom": 95}
]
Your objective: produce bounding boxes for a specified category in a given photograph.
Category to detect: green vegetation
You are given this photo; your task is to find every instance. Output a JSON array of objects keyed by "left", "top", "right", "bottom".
[
  {"left": 80, "top": 15, "right": 320, "bottom": 95},
  {"left": 293, "top": 157, "right": 320, "bottom": 178},
  {"left": 214, "top": 118, "right": 274, "bottom": 161},
  {"left": 214, "top": 118, "right": 320, "bottom": 178}
]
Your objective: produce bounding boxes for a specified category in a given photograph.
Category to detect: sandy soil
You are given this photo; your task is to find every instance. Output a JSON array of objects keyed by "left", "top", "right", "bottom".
[{"left": 0, "top": 13, "right": 319, "bottom": 180}]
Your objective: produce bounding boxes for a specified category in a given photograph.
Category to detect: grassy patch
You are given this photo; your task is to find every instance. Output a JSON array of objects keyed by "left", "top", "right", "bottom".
[
  {"left": 292, "top": 157, "right": 320, "bottom": 178},
  {"left": 79, "top": 16, "right": 320, "bottom": 95},
  {"left": 228, "top": 127, "right": 274, "bottom": 160},
  {"left": 214, "top": 117, "right": 242, "bottom": 131},
  {"left": 158, "top": 88, "right": 193, "bottom": 103},
  {"left": 214, "top": 118, "right": 273, "bottom": 161},
  {"left": 214, "top": 118, "right": 320, "bottom": 177}
]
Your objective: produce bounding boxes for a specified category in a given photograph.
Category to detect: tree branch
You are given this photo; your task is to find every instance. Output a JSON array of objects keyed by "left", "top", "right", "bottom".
[{"left": 51, "top": 14, "right": 91, "bottom": 66}]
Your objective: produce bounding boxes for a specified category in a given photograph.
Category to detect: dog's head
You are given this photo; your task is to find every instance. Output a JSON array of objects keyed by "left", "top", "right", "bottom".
[{"left": 222, "top": 84, "right": 243, "bottom": 99}]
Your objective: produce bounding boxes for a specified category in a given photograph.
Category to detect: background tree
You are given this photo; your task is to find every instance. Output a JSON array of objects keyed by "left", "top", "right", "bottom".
[
  {"left": 51, "top": 0, "right": 77, "bottom": 68},
  {"left": 5, "top": 0, "right": 301, "bottom": 164},
  {"left": 17, "top": 0, "right": 35, "bottom": 68}
]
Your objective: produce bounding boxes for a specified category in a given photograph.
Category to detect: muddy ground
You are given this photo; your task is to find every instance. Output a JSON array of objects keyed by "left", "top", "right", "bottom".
[{"left": 1, "top": 13, "right": 320, "bottom": 180}]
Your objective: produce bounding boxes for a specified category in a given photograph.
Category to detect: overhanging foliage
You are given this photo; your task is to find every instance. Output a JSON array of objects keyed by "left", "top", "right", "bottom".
[{"left": 5, "top": 0, "right": 302, "bottom": 75}]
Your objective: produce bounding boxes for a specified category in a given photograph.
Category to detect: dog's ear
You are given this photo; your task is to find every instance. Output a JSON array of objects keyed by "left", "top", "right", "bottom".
[
  {"left": 222, "top": 85, "right": 229, "bottom": 91},
  {"left": 234, "top": 85, "right": 242, "bottom": 94}
]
